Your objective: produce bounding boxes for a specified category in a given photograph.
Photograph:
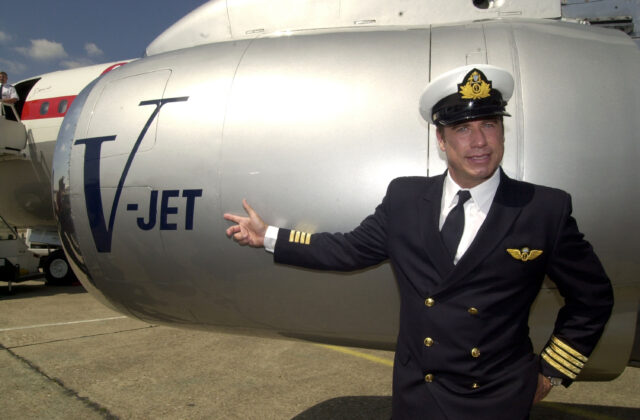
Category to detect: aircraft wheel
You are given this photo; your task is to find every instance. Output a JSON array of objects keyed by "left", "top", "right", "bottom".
[{"left": 43, "top": 250, "right": 76, "bottom": 286}]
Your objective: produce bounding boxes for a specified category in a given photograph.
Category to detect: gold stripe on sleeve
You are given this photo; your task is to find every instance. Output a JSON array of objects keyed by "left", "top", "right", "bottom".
[
  {"left": 543, "top": 348, "right": 581, "bottom": 374},
  {"left": 294, "top": 231, "right": 301, "bottom": 243},
  {"left": 549, "top": 343, "right": 585, "bottom": 369},
  {"left": 542, "top": 353, "right": 577, "bottom": 379},
  {"left": 289, "top": 230, "right": 295, "bottom": 242},
  {"left": 305, "top": 233, "right": 311, "bottom": 245},
  {"left": 552, "top": 336, "right": 588, "bottom": 363}
]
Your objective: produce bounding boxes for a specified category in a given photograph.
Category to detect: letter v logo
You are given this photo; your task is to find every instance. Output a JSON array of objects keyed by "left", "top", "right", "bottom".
[{"left": 74, "top": 97, "right": 188, "bottom": 252}]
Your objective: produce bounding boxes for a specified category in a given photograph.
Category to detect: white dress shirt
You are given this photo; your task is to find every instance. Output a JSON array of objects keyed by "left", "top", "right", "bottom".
[
  {"left": 1, "top": 83, "right": 18, "bottom": 101},
  {"left": 440, "top": 169, "right": 500, "bottom": 264},
  {"left": 264, "top": 169, "right": 502, "bottom": 262},
  {"left": 264, "top": 225, "right": 279, "bottom": 252}
]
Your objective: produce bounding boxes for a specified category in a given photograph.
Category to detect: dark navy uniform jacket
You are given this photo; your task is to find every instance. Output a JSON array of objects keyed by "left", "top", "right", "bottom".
[{"left": 274, "top": 171, "right": 613, "bottom": 420}]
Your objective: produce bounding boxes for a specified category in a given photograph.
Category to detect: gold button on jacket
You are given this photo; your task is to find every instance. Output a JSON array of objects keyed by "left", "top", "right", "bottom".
[
  {"left": 424, "top": 373, "right": 434, "bottom": 383},
  {"left": 468, "top": 307, "right": 479, "bottom": 315},
  {"left": 424, "top": 337, "right": 434, "bottom": 347},
  {"left": 471, "top": 347, "right": 481, "bottom": 358},
  {"left": 424, "top": 297, "right": 435, "bottom": 307}
]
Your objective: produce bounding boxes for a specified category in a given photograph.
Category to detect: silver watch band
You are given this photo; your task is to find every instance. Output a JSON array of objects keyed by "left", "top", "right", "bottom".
[{"left": 547, "top": 376, "right": 563, "bottom": 387}]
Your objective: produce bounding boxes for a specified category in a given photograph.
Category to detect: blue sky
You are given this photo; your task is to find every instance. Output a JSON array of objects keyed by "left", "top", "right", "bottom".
[{"left": 0, "top": 0, "right": 209, "bottom": 83}]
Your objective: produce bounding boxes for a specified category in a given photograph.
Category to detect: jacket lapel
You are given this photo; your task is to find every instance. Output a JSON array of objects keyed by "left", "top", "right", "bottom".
[
  {"left": 433, "top": 170, "right": 533, "bottom": 292},
  {"left": 419, "top": 173, "right": 456, "bottom": 280}
]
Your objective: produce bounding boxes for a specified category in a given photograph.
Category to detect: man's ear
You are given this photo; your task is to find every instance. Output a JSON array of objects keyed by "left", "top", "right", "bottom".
[{"left": 436, "top": 128, "right": 446, "bottom": 152}]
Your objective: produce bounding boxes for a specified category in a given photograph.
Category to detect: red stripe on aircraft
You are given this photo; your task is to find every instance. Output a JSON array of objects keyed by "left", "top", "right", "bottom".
[
  {"left": 21, "top": 62, "right": 128, "bottom": 120},
  {"left": 21, "top": 95, "right": 77, "bottom": 120},
  {"left": 101, "top": 61, "right": 128, "bottom": 75}
]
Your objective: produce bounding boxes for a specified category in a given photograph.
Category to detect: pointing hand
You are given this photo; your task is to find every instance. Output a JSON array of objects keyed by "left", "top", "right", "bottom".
[{"left": 224, "top": 199, "right": 268, "bottom": 248}]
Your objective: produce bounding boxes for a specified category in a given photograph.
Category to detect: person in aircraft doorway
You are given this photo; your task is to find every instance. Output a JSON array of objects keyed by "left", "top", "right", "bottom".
[{"left": 0, "top": 71, "right": 19, "bottom": 120}]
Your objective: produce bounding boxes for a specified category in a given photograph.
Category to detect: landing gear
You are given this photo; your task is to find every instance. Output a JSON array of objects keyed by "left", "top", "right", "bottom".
[{"left": 42, "top": 250, "right": 76, "bottom": 285}]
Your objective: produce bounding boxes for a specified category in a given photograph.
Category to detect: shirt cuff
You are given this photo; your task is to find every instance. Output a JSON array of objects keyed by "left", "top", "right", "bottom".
[{"left": 264, "top": 225, "right": 279, "bottom": 253}]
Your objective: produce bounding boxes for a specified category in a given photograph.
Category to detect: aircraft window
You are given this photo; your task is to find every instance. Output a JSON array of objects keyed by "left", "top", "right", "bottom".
[
  {"left": 40, "top": 102, "right": 50, "bottom": 115},
  {"left": 473, "top": 0, "right": 504, "bottom": 9},
  {"left": 58, "top": 100, "right": 68, "bottom": 114}
]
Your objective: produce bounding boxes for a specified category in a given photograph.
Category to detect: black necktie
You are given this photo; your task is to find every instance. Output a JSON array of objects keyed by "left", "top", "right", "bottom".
[{"left": 441, "top": 190, "right": 472, "bottom": 260}]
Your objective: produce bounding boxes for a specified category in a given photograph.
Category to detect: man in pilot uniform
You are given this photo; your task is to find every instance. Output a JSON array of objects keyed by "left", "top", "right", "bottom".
[
  {"left": 0, "top": 71, "right": 19, "bottom": 120},
  {"left": 224, "top": 64, "right": 614, "bottom": 419},
  {"left": 0, "top": 71, "right": 18, "bottom": 105}
]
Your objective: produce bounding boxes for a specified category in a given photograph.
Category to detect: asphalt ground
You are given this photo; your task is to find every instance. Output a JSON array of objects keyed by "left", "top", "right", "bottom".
[{"left": 1, "top": 281, "right": 639, "bottom": 420}]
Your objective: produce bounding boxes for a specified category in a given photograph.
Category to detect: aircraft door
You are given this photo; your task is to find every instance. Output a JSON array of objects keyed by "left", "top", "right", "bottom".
[{"left": 83, "top": 70, "right": 172, "bottom": 161}]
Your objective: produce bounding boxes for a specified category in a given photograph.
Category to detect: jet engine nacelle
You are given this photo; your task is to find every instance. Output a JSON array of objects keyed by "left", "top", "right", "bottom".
[{"left": 53, "top": 19, "right": 640, "bottom": 379}]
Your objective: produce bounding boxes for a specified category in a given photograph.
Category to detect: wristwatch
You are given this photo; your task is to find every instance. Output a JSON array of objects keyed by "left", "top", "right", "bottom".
[{"left": 547, "top": 376, "right": 563, "bottom": 387}]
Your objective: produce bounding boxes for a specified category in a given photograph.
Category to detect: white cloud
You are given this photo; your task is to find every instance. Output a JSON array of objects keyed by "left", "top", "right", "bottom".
[
  {"left": 84, "top": 42, "right": 104, "bottom": 57},
  {"left": 0, "top": 58, "right": 27, "bottom": 76},
  {"left": 0, "top": 31, "right": 12, "bottom": 44},
  {"left": 16, "top": 39, "right": 68, "bottom": 61}
]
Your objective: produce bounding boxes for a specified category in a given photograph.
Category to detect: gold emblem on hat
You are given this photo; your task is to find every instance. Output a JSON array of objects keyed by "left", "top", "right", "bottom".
[
  {"left": 506, "top": 247, "right": 543, "bottom": 262},
  {"left": 458, "top": 69, "right": 492, "bottom": 100}
]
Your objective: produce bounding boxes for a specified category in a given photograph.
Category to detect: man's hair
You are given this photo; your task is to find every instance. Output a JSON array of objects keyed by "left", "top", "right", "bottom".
[
  {"left": 0, "top": 72, "right": 7, "bottom": 77},
  {"left": 437, "top": 116, "right": 505, "bottom": 138}
]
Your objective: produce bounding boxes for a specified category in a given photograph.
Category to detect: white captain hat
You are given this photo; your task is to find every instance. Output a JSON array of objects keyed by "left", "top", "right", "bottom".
[{"left": 420, "top": 64, "right": 514, "bottom": 126}]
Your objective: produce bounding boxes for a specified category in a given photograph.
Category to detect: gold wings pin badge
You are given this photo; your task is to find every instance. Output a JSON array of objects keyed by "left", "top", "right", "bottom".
[{"left": 506, "top": 247, "right": 543, "bottom": 262}]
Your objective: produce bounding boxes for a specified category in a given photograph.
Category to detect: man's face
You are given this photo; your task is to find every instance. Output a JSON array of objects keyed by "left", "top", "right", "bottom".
[
  {"left": 0, "top": 74, "right": 7, "bottom": 84},
  {"left": 436, "top": 117, "right": 504, "bottom": 188}
]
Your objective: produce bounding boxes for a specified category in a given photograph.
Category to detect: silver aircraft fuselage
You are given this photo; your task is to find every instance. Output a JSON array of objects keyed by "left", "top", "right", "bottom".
[{"left": 53, "top": 16, "right": 640, "bottom": 380}]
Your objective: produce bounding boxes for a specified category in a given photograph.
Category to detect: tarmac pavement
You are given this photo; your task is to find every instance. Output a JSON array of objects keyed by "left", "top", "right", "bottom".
[{"left": 1, "top": 281, "right": 638, "bottom": 419}]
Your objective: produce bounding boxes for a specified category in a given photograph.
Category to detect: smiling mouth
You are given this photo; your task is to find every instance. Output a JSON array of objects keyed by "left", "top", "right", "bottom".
[{"left": 467, "top": 154, "right": 490, "bottom": 162}]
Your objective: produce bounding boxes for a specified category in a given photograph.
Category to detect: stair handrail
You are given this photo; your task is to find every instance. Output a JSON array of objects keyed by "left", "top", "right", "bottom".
[{"left": 1, "top": 103, "right": 21, "bottom": 123}]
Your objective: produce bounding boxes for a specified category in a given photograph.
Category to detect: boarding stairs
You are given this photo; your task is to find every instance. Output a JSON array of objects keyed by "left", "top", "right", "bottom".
[{"left": 0, "top": 103, "right": 51, "bottom": 183}]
